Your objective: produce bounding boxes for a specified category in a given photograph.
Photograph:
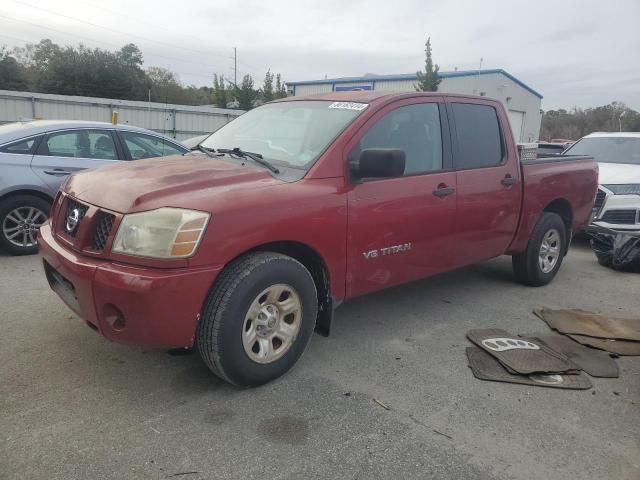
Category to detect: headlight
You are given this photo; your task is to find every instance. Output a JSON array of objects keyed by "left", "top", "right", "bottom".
[
  {"left": 112, "top": 208, "right": 210, "bottom": 259},
  {"left": 603, "top": 184, "right": 640, "bottom": 195}
]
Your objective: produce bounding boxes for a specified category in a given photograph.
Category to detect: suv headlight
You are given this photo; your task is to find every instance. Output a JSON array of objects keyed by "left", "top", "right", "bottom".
[
  {"left": 112, "top": 208, "right": 210, "bottom": 259},
  {"left": 603, "top": 184, "right": 640, "bottom": 195}
]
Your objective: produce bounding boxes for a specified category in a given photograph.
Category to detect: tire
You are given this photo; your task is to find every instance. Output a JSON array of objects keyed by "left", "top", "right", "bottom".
[
  {"left": 0, "top": 195, "right": 51, "bottom": 256},
  {"left": 512, "top": 212, "right": 566, "bottom": 287},
  {"left": 197, "top": 252, "right": 318, "bottom": 387}
]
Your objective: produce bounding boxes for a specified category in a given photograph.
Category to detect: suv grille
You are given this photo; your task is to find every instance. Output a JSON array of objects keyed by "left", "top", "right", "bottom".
[
  {"left": 601, "top": 209, "right": 638, "bottom": 225},
  {"left": 92, "top": 213, "right": 115, "bottom": 250},
  {"left": 593, "top": 189, "right": 606, "bottom": 211},
  {"left": 65, "top": 199, "right": 89, "bottom": 237}
]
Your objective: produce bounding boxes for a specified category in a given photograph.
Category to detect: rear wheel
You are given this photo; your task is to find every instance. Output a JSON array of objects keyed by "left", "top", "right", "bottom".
[
  {"left": 0, "top": 195, "right": 50, "bottom": 255},
  {"left": 197, "top": 252, "right": 317, "bottom": 387},
  {"left": 512, "top": 212, "right": 566, "bottom": 286}
]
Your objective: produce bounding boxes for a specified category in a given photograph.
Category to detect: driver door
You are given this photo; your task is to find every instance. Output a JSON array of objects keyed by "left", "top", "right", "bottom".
[{"left": 346, "top": 98, "right": 458, "bottom": 298}]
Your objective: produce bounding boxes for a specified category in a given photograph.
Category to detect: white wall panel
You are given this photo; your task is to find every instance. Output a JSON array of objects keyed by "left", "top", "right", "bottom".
[{"left": 0, "top": 90, "right": 243, "bottom": 140}]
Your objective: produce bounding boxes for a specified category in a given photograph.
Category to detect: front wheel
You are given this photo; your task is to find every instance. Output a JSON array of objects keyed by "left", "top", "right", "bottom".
[
  {"left": 197, "top": 252, "right": 318, "bottom": 387},
  {"left": 0, "top": 195, "right": 51, "bottom": 255},
  {"left": 512, "top": 212, "right": 566, "bottom": 287}
]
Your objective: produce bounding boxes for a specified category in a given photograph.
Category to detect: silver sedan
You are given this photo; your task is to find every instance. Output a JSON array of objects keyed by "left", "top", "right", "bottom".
[{"left": 0, "top": 120, "right": 188, "bottom": 255}]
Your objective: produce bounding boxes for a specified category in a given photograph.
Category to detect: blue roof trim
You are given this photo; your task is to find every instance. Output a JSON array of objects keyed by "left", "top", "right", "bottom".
[{"left": 288, "top": 69, "right": 542, "bottom": 99}]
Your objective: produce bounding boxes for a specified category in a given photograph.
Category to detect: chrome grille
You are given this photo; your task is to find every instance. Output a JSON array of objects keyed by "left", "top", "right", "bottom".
[{"left": 92, "top": 213, "right": 115, "bottom": 250}]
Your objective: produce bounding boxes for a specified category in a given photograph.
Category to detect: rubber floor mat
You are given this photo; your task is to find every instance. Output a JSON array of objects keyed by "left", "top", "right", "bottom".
[
  {"left": 466, "top": 348, "right": 592, "bottom": 390},
  {"left": 466, "top": 328, "right": 575, "bottom": 374},
  {"left": 567, "top": 334, "right": 640, "bottom": 356},
  {"left": 534, "top": 308, "right": 640, "bottom": 341},
  {"left": 532, "top": 334, "right": 619, "bottom": 377}
]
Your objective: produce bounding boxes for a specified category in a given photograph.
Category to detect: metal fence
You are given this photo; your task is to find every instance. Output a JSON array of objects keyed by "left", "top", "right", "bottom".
[{"left": 0, "top": 89, "right": 244, "bottom": 141}]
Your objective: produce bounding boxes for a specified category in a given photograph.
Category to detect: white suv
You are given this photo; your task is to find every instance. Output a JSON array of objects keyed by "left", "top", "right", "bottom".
[{"left": 564, "top": 132, "right": 640, "bottom": 231}]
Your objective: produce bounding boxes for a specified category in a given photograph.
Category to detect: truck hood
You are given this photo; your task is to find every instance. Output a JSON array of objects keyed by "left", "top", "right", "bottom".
[
  {"left": 598, "top": 162, "right": 640, "bottom": 185},
  {"left": 65, "top": 153, "right": 281, "bottom": 213}
]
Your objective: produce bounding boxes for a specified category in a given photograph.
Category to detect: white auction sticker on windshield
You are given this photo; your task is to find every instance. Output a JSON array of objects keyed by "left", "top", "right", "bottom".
[{"left": 328, "top": 102, "right": 368, "bottom": 111}]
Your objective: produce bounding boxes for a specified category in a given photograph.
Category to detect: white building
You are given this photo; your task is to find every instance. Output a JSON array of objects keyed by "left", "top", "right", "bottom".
[{"left": 287, "top": 69, "right": 542, "bottom": 142}]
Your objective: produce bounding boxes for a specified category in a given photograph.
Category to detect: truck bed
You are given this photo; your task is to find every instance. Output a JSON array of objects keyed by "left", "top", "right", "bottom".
[{"left": 508, "top": 155, "right": 597, "bottom": 253}]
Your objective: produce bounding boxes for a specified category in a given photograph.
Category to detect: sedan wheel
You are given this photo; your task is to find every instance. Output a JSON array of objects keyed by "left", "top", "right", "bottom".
[
  {"left": 0, "top": 195, "right": 51, "bottom": 255},
  {"left": 2, "top": 206, "right": 48, "bottom": 249}
]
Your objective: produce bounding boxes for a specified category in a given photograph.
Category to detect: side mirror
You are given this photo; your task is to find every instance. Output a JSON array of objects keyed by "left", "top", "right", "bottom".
[{"left": 350, "top": 148, "right": 405, "bottom": 181}]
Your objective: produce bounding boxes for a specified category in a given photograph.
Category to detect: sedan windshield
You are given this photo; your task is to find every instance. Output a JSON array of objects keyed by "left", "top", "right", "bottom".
[
  {"left": 200, "top": 101, "right": 367, "bottom": 169},
  {"left": 564, "top": 136, "right": 640, "bottom": 165}
]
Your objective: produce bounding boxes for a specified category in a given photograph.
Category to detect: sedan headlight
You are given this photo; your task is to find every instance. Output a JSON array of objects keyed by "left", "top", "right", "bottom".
[
  {"left": 112, "top": 208, "right": 210, "bottom": 259},
  {"left": 603, "top": 184, "right": 640, "bottom": 195}
]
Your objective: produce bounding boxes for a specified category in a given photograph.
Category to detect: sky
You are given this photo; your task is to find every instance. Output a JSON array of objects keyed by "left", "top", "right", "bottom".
[{"left": 1, "top": 0, "right": 639, "bottom": 111}]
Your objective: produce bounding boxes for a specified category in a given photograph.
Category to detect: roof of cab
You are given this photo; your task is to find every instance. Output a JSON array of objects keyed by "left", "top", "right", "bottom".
[{"left": 271, "top": 90, "right": 499, "bottom": 106}]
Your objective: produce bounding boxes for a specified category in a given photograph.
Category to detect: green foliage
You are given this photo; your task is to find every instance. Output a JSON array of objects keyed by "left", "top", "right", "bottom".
[
  {"left": 0, "top": 48, "right": 28, "bottom": 90},
  {"left": 540, "top": 102, "right": 640, "bottom": 140},
  {"left": 213, "top": 73, "right": 228, "bottom": 108},
  {"left": 2, "top": 38, "right": 288, "bottom": 109},
  {"left": 262, "top": 70, "right": 274, "bottom": 102},
  {"left": 415, "top": 37, "right": 441, "bottom": 92},
  {"left": 274, "top": 73, "right": 287, "bottom": 99},
  {"left": 233, "top": 74, "right": 258, "bottom": 110}
]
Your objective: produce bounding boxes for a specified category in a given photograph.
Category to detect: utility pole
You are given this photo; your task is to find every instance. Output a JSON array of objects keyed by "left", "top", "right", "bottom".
[{"left": 234, "top": 47, "right": 237, "bottom": 87}]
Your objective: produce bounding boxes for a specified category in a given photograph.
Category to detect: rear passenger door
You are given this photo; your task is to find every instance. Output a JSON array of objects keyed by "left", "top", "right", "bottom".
[
  {"left": 31, "top": 129, "right": 122, "bottom": 195},
  {"left": 447, "top": 100, "right": 522, "bottom": 266},
  {"left": 347, "top": 98, "right": 458, "bottom": 297}
]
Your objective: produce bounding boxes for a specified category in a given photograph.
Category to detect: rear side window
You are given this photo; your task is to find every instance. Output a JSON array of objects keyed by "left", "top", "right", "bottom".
[
  {"left": 451, "top": 103, "right": 503, "bottom": 169},
  {"left": 120, "top": 132, "right": 186, "bottom": 160},
  {"left": 0, "top": 136, "right": 40, "bottom": 155},
  {"left": 41, "top": 130, "right": 118, "bottom": 160}
]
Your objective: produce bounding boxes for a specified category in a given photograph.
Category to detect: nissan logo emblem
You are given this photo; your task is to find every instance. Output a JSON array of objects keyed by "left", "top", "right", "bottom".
[{"left": 66, "top": 208, "right": 80, "bottom": 233}]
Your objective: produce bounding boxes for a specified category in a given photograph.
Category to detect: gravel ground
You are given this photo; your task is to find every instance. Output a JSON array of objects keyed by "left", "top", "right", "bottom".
[{"left": 1, "top": 240, "right": 638, "bottom": 480}]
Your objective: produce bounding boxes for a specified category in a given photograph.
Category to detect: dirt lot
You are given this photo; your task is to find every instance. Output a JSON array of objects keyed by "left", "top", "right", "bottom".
[{"left": 1, "top": 240, "right": 638, "bottom": 480}]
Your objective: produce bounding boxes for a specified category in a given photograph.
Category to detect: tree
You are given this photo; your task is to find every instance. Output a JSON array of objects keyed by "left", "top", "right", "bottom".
[
  {"left": 262, "top": 69, "right": 274, "bottom": 102},
  {"left": 274, "top": 73, "right": 287, "bottom": 99},
  {"left": 540, "top": 102, "right": 640, "bottom": 140},
  {"left": 146, "top": 66, "right": 185, "bottom": 103},
  {"left": 0, "top": 47, "right": 29, "bottom": 91},
  {"left": 213, "top": 73, "right": 228, "bottom": 108},
  {"left": 233, "top": 74, "right": 258, "bottom": 110},
  {"left": 415, "top": 37, "right": 441, "bottom": 92}
]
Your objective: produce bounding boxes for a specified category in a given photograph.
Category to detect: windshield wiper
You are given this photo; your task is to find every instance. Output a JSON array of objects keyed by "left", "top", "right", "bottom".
[
  {"left": 196, "top": 144, "right": 218, "bottom": 157},
  {"left": 217, "top": 147, "right": 280, "bottom": 174}
]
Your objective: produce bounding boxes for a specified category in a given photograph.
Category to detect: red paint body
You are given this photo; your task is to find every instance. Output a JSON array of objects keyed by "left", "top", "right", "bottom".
[{"left": 38, "top": 92, "right": 598, "bottom": 348}]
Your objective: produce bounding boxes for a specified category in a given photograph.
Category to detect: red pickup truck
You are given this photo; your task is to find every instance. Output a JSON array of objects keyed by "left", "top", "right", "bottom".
[{"left": 38, "top": 92, "right": 597, "bottom": 386}]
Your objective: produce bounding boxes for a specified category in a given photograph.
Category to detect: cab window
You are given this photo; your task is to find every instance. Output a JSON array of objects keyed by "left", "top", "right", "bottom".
[
  {"left": 356, "top": 103, "right": 443, "bottom": 175},
  {"left": 451, "top": 103, "right": 504, "bottom": 169}
]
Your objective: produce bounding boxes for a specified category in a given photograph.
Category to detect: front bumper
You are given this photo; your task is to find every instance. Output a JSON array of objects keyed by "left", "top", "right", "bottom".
[
  {"left": 38, "top": 222, "right": 222, "bottom": 348},
  {"left": 591, "top": 189, "right": 640, "bottom": 231}
]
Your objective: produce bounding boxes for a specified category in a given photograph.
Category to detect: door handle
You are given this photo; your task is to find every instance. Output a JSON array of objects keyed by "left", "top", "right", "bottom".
[
  {"left": 501, "top": 174, "right": 516, "bottom": 186},
  {"left": 43, "top": 169, "right": 71, "bottom": 176},
  {"left": 433, "top": 185, "right": 455, "bottom": 197}
]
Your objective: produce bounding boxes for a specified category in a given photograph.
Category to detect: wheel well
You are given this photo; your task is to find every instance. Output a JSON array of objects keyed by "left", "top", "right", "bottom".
[
  {"left": 543, "top": 198, "right": 572, "bottom": 253},
  {"left": 248, "top": 241, "right": 333, "bottom": 336},
  {"left": 0, "top": 189, "right": 54, "bottom": 206}
]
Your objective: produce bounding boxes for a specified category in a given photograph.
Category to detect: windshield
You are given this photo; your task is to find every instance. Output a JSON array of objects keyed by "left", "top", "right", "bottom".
[
  {"left": 564, "top": 136, "right": 640, "bottom": 164},
  {"left": 200, "top": 101, "right": 367, "bottom": 169}
]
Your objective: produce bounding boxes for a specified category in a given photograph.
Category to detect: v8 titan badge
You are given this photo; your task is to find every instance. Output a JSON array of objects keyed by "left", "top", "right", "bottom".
[{"left": 363, "top": 242, "right": 411, "bottom": 260}]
